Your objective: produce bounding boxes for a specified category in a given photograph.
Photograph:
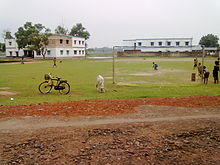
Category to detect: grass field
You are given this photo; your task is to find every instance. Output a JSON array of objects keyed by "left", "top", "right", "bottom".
[
  {"left": 0, "top": 57, "right": 219, "bottom": 105},
  {"left": 0, "top": 53, "right": 5, "bottom": 57}
]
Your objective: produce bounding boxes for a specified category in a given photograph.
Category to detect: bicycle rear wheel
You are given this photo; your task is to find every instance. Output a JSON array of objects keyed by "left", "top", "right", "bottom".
[
  {"left": 39, "top": 82, "right": 52, "bottom": 94},
  {"left": 59, "top": 82, "right": 70, "bottom": 94}
]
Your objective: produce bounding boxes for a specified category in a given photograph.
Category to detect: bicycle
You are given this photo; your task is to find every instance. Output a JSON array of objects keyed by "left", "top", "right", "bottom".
[{"left": 38, "top": 73, "right": 70, "bottom": 94}]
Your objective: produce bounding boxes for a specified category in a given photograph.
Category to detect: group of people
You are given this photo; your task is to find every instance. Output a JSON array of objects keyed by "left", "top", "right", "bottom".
[{"left": 194, "top": 57, "right": 219, "bottom": 84}]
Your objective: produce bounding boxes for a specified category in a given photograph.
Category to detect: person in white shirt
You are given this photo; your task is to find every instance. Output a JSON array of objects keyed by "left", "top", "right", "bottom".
[{"left": 96, "top": 75, "right": 105, "bottom": 93}]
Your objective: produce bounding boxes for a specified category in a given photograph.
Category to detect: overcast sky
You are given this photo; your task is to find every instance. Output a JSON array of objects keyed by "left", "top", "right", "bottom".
[{"left": 0, "top": 0, "right": 220, "bottom": 48}]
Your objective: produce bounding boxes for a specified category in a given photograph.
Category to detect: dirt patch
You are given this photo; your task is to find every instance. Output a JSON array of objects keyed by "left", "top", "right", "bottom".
[
  {"left": 0, "top": 87, "right": 18, "bottom": 96},
  {"left": 116, "top": 82, "right": 138, "bottom": 86},
  {"left": 0, "top": 91, "right": 17, "bottom": 96},
  {"left": 95, "top": 58, "right": 199, "bottom": 62},
  {"left": 0, "top": 106, "right": 219, "bottom": 130},
  {"left": 0, "top": 96, "right": 220, "bottom": 164},
  {"left": 0, "top": 96, "right": 220, "bottom": 165},
  {"left": 0, "top": 95, "right": 219, "bottom": 119},
  {"left": 0, "top": 119, "right": 219, "bottom": 164},
  {"left": 130, "top": 72, "right": 158, "bottom": 76},
  {"left": 0, "top": 87, "right": 10, "bottom": 90},
  {"left": 129, "top": 69, "right": 184, "bottom": 76}
]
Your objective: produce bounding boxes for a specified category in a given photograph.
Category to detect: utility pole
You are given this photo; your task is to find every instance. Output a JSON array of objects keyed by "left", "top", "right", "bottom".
[
  {"left": 112, "top": 46, "right": 116, "bottom": 84},
  {"left": 218, "top": 45, "right": 220, "bottom": 61},
  {"left": 201, "top": 45, "right": 205, "bottom": 82}
]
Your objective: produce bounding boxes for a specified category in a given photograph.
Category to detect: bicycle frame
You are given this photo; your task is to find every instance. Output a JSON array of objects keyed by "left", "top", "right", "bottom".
[
  {"left": 48, "top": 78, "right": 60, "bottom": 88},
  {"left": 47, "top": 78, "right": 68, "bottom": 90}
]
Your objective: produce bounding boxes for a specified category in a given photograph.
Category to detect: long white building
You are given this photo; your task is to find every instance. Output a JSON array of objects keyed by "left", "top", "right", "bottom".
[
  {"left": 122, "top": 38, "right": 193, "bottom": 52},
  {"left": 5, "top": 34, "right": 86, "bottom": 58}
]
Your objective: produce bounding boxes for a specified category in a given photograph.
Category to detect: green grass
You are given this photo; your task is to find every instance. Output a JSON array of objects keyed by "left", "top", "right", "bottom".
[
  {"left": 0, "top": 52, "right": 5, "bottom": 57},
  {"left": 0, "top": 57, "right": 219, "bottom": 105}
]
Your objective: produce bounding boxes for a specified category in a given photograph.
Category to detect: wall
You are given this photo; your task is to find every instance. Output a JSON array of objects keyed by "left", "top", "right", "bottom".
[
  {"left": 117, "top": 51, "right": 204, "bottom": 57},
  {"left": 5, "top": 39, "right": 24, "bottom": 57}
]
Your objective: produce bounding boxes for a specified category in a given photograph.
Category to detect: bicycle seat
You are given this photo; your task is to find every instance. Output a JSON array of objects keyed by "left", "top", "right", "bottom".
[{"left": 56, "top": 77, "right": 61, "bottom": 80}]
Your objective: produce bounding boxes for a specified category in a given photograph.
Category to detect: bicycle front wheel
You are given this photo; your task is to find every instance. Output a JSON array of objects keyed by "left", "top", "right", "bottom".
[
  {"left": 38, "top": 82, "right": 52, "bottom": 94},
  {"left": 59, "top": 82, "right": 70, "bottom": 94}
]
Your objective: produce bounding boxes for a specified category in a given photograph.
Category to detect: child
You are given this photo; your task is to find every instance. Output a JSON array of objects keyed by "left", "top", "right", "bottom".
[
  {"left": 193, "top": 58, "right": 198, "bottom": 69},
  {"left": 203, "top": 66, "right": 209, "bottom": 84},
  {"left": 152, "top": 62, "right": 158, "bottom": 70},
  {"left": 53, "top": 57, "right": 57, "bottom": 67},
  {"left": 213, "top": 61, "right": 219, "bottom": 84},
  {"left": 197, "top": 63, "right": 203, "bottom": 77}
]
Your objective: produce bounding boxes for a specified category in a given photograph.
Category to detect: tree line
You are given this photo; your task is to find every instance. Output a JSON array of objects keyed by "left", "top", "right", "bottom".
[{"left": 0, "top": 21, "right": 219, "bottom": 54}]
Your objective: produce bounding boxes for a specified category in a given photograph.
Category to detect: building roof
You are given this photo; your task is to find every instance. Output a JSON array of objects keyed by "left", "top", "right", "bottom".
[
  {"left": 51, "top": 34, "right": 85, "bottom": 39},
  {"left": 123, "top": 38, "right": 193, "bottom": 41}
]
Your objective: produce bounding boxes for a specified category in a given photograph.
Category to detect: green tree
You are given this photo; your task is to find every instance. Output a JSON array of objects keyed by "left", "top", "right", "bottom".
[
  {"left": 0, "top": 43, "right": 6, "bottom": 52},
  {"left": 199, "top": 34, "right": 219, "bottom": 47},
  {"left": 4, "top": 31, "right": 13, "bottom": 39},
  {"left": 69, "top": 23, "right": 90, "bottom": 40},
  {"left": 15, "top": 22, "right": 51, "bottom": 59},
  {"left": 55, "top": 25, "right": 68, "bottom": 35}
]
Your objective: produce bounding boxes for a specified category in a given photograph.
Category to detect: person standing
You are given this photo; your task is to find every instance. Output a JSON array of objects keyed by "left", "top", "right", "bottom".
[
  {"left": 193, "top": 58, "right": 198, "bottom": 69},
  {"left": 197, "top": 63, "right": 203, "bottom": 77},
  {"left": 213, "top": 61, "right": 219, "bottom": 84},
  {"left": 203, "top": 66, "right": 210, "bottom": 84},
  {"left": 21, "top": 56, "right": 24, "bottom": 64},
  {"left": 53, "top": 57, "right": 57, "bottom": 67}
]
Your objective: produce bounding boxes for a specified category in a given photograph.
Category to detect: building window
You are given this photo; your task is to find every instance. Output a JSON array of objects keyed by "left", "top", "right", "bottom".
[
  {"left": 47, "top": 50, "right": 51, "bottom": 55},
  {"left": 79, "top": 50, "right": 81, "bottom": 54},
  {"left": 9, "top": 42, "right": 12, "bottom": 46},
  {"left": 60, "top": 39, "right": 63, "bottom": 44},
  {"left": 74, "top": 40, "right": 77, "bottom": 44},
  {"left": 79, "top": 41, "right": 81, "bottom": 45},
  {"left": 151, "top": 42, "right": 154, "bottom": 46},
  {"left": 9, "top": 51, "right": 12, "bottom": 56},
  {"left": 66, "top": 40, "right": 69, "bottom": 44},
  {"left": 167, "top": 42, "right": 171, "bottom": 46},
  {"left": 82, "top": 50, "right": 84, "bottom": 54},
  {"left": 159, "top": 42, "right": 162, "bottom": 46},
  {"left": 138, "top": 42, "right": 142, "bottom": 46},
  {"left": 60, "top": 50, "right": 63, "bottom": 55},
  {"left": 37, "top": 51, "right": 41, "bottom": 56},
  {"left": 82, "top": 41, "right": 84, "bottom": 45},
  {"left": 66, "top": 50, "right": 69, "bottom": 55},
  {"left": 74, "top": 50, "right": 77, "bottom": 54},
  {"left": 16, "top": 52, "right": 19, "bottom": 57},
  {"left": 176, "top": 42, "right": 180, "bottom": 46},
  {"left": 185, "top": 41, "right": 189, "bottom": 46}
]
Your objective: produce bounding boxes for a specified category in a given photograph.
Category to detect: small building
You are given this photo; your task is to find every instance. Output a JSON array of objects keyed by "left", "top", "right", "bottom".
[
  {"left": 5, "top": 34, "right": 86, "bottom": 58},
  {"left": 122, "top": 38, "right": 193, "bottom": 52}
]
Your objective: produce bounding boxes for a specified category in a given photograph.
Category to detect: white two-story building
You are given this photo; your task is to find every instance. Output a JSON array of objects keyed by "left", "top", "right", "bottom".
[
  {"left": 5, "top": 34, "right": 86, "bottom": 58},
  {"left": 5, "top": 38, "right": 25, "bottom": 57},
  {"left": 122, "top": 38, "right": 193, "bottom": 52}
]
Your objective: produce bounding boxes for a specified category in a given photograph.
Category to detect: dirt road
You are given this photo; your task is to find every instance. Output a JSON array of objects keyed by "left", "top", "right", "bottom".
[{"left": 0, "top": 96, "right": 220, "bottom": 164}]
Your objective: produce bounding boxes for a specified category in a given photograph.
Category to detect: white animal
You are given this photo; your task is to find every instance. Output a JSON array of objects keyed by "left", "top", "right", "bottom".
[{"left": 96, "top": 75, "right": 105, "bottom": 93}]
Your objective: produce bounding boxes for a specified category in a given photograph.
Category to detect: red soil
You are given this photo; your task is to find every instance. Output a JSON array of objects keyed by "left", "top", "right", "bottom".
[{"left": 0, "top": 95, "right": 219, "bottom": 118}]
